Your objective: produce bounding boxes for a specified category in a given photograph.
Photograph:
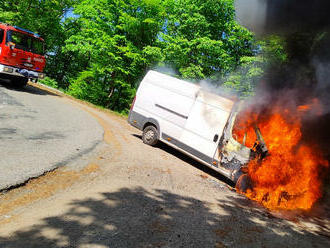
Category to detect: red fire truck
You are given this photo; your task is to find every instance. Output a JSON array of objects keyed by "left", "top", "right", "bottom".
[{"left": 0, "top": 22, "right": 46, "bottom": 87}]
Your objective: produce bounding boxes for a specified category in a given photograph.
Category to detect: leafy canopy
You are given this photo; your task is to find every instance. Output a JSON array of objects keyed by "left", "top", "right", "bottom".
[{"left": 1, "top": 0, "right": 286, "bottom": 112}]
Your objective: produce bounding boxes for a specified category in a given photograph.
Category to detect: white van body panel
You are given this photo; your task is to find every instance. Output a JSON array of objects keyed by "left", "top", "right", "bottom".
[
  {"left": 180, "top": 90, "right": 234, "bottom": 160},
  {"left": 129, "top": 70, "right": 239, "bottom": 179}
]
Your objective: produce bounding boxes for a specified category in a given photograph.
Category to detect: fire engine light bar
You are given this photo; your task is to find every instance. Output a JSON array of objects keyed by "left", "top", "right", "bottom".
[
  {"left": 4, "top": 67, "right": 13, "bottom": 73},
  {"left": 13, "top": 26, "right": 40, "bottom": 38}
]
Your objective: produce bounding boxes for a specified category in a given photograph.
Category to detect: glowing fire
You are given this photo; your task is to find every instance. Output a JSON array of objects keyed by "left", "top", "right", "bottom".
[{"left": 234, "top": 99, "right": 329, "bottom": 210}]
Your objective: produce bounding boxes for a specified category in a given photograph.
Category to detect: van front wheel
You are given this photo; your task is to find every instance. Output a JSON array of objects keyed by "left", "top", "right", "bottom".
[{"left": 142, "top": 125, "right": 158, "bottom": 146}]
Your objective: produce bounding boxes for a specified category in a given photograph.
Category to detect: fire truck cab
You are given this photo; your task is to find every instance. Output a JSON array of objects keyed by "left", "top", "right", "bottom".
[{"left": 0, "top": 22, "right": 46, "bottom": 87}]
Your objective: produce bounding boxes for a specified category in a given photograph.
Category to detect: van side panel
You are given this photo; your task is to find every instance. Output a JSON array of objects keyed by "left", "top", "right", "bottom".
[
  {"left": 180, "top": 91, "right": 233, "bottom": 160},
  {"left": 136, "top": 82, "right": 194, "bottom": 128},
  {"left": 132, "top": 72, "right": 197, "bottom": 139},
  {"left": 129, "top": 70, "right": 236, "bottom": 176}
]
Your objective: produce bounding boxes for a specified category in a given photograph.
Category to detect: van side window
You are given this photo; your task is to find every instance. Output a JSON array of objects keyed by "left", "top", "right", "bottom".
[{"left": 0, "top": 29, "right": 4, "bottom": 43}]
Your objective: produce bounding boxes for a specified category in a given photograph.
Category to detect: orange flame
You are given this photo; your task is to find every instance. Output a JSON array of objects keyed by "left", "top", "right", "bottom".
[{"left": 234, "top": 100, "right": 329, "bottom": 211}]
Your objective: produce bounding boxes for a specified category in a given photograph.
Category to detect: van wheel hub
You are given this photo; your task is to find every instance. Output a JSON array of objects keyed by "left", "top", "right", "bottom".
[
  {"left": 142, "top": 125, "right": 159, "bottom": 146},
  {"left": 145, "top": 130, "right": 155, "bottom": 141}
]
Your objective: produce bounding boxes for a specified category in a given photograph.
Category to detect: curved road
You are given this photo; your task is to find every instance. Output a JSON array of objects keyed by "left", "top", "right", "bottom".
[{"left": 0, "top": 83, "right": 103, "bottom": 190}]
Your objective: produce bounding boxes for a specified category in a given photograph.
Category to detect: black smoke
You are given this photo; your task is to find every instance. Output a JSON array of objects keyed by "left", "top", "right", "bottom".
[{"left": 235, "top": 0, "right": 330, "bottom": 35}]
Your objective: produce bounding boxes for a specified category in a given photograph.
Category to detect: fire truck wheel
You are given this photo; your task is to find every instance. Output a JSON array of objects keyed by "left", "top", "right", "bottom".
[
  {"left": 142, "top": 125, "right": 159, "bottom": 146},
  {"left": 14, "top": 77, "right": 28, "bottom": 88}
]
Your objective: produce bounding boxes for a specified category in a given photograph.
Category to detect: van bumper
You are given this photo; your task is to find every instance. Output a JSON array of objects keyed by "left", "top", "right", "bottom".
[
  {"left": 0, "top": 64, "right": 45, "bottom": 79},
  {"left": 128, "top": 111, "right": 145, "bottom": 130}
]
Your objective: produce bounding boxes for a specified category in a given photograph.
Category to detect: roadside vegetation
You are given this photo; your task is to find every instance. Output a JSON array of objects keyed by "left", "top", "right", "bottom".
[{"left": 0, "top": 0, "right": 286, "bottom": 114}]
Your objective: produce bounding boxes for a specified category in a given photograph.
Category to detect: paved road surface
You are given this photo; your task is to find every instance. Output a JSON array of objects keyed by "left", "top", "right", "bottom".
[{"left": 0, "top": 83, "right": 103, "bottom": 190}]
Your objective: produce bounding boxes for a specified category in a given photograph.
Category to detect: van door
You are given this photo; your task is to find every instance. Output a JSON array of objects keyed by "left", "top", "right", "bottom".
[{"left": 179, "top": 91, "right": 234, "bottom": 165}]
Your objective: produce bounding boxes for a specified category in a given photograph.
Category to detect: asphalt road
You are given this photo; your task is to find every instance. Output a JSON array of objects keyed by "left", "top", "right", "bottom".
[{"left": 0, "top": 83, "right": 103, "bottom": 190}]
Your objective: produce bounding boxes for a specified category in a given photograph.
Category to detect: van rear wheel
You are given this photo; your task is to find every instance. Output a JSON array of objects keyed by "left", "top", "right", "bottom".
[{"left": 142, "top": 125, "right": 158, "bottom": 146}]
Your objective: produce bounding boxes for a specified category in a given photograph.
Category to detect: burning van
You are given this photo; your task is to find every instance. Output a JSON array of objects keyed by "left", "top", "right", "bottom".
[{"left": 128, "top": 70, "right": 267, "bottom": 188}]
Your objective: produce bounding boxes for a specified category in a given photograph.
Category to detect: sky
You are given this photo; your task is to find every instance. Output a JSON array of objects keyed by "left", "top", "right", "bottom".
[{"left": 62, "top": 8, "right": 79, "bottom": 22}]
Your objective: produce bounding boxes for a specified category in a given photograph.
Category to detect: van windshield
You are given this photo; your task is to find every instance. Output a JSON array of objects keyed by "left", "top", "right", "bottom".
[{"left": 7, "top": 30, "right": 44, "bottom": 55}]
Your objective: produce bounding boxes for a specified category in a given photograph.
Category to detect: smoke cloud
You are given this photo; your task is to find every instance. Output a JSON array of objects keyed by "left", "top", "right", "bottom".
[
  {"left": 235, "top": 0, "right": 330, "bottom": 170},
  {"left": 235, "top": 0, "right": 330, "bottom": 35}
]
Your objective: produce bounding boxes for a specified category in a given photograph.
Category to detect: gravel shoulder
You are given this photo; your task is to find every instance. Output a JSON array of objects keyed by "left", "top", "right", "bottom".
[{"left": 0, "top": 84, "right": 329, "bottom": 248}]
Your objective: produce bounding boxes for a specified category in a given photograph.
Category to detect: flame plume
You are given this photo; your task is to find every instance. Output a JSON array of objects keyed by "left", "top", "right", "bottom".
[{"left": 234, "top": 98, "right": 329, "bottom": 210}]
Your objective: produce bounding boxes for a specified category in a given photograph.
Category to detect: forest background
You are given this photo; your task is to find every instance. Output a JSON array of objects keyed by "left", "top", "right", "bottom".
[{"left": 0, "top": 0, "right": 286, "bottom": 114}]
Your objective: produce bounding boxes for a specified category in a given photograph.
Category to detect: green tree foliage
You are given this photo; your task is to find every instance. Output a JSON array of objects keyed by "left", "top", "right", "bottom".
[
  {"left": 1, "top": 0, "right": 286, "bottom": 112},
  {"left": 63, "top": 0, "right": 166, "bottom": 112},
  {"left": 162, "top": 0, "right": 254, "bottom": 79}
]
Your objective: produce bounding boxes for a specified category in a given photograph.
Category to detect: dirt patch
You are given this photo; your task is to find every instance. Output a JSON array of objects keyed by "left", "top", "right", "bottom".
[
  {"left": 76, "top": 106, "right": 121, "bottom": 148},
  {"left": 214, "top": 227, "right": 232, "bottom": 238},
  {"left": 0, "top": 163, "right": 99, "bottom": 221},
  {"left": 215, "top": 241, "right": 227, "bottom": 248},
  {"left": 150, "top": 220, "right": 170, "bottom": 233},
  {"left": 200, "top": 173, "right": 209, "bottom": 179}
]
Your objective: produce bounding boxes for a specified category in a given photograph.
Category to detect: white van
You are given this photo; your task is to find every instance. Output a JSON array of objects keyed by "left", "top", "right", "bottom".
[{"left": 128, "top": 70, "right": 267, "bottom": 188}]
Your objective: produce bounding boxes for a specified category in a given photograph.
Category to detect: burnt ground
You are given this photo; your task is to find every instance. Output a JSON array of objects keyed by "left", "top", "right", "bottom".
[{"left": 0, "top": 83, "right": 329, "bottom": 248}]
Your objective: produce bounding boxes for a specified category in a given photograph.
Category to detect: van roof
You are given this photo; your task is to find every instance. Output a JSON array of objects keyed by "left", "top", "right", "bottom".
[
  {"left": 145, "top": 70, "right": 236, "bottom": 109},
  {"left": 145, "top": 70, "right": 201, "bottom": 96}
]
